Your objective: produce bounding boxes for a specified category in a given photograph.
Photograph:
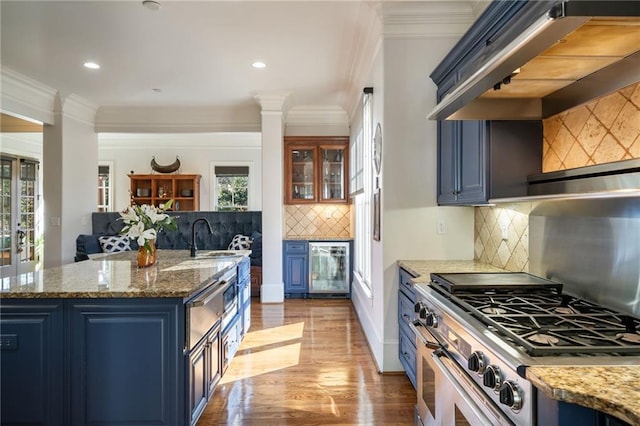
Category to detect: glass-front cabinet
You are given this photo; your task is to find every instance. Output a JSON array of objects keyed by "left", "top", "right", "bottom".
[{"left": 284, "top": 137, "right": 348, "bottom": 204}]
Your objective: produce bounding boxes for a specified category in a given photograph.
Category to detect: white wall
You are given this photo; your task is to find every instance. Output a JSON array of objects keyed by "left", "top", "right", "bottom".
[
  {"left": 98, "top": 133, "right": 262, "bottom": 212},
  {"left": 350, "top": 35, "right": 475, "bottom": 372}
]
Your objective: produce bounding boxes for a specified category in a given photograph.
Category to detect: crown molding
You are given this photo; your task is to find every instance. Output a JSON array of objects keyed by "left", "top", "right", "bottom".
[
  {"left": 60, "top": 94, "right": 98, "bottom": 126},
  {"left": 343, "top": 2, "right": 383, "bottom": 120},
  {"left": 254, "top": 92, "right": 291, "bottom": 113},
  {"left": 285, "top": 105, "right": 349, "bottom": 136},
  {"left": 99, "top": 132, "right": 261, "bottom": 150},
  {"left": 95, "top": 105, "right": 262, "bottom": 133},
  {"left": 1, "top": 67, "right": 57, "bottom": 124},
  {"left": 380, "top": 1, "right": 476, "bottom": 38}
]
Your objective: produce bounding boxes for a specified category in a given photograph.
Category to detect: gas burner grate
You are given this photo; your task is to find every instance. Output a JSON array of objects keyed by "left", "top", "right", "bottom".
[{"left": 450, "top": 291, "right": 640, "bottom": 356}]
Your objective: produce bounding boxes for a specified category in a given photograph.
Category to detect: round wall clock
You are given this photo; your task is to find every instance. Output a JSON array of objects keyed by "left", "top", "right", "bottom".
[{"left": 373, "top": 122, "right": 382, "bottom": 175}]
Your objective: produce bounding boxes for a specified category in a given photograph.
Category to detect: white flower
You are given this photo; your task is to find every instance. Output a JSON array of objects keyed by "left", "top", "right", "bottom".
[
  {"left": 141, "top": 204, "right": 168, "bottom": 224},
  {"left": 129, "top": 222, "right": 157, "bottom": 246},
  {"left": 120, "top": 206, "right": 139, "bottom": 224},
  {"left": 118, "top": 200, "right": 177, "bottom": 249}
]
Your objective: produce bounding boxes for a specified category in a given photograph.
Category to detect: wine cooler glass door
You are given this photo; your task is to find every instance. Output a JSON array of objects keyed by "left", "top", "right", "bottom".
[{"left": 309, "top": 242, "right": 349, "bottom": 294}]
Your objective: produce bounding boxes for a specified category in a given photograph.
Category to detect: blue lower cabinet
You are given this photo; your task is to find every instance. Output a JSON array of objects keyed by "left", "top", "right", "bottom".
[
  {"left": 188, "top": 322, "right": 221, "bottom": 426},
  {"left": 69, "top": 299, "right": 184, "bottom": 426},
  {"left": 0, "top": 299, "right": 64, "bottom": 425},
  {"left": 284, "top": 254, "right": 308, "bottom": 295},
  {"left": 398, "top": 267, "right": 417, "bottom": 389},
  {"left": 283, "top": 241, "right": 309, "bottom": 296}
]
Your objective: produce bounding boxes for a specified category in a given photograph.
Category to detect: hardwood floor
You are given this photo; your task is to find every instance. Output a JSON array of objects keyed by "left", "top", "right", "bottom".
[{"left": 198, "top": 298, "right": 416, "bottom": 425}]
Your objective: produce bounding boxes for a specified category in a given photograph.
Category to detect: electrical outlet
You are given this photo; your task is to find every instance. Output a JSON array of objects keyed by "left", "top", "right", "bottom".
[
  {"left": 437, "top": 219, "right": 446, "bottom": 235},
  {"left": 500, "top": 221, "right": 509, "bottom": 240}
]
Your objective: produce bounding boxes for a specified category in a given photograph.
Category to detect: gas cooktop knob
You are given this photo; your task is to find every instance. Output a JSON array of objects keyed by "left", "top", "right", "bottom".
[
  {"left": 499, "top": 381, "right": 523, "bottom": 411},
  {"left": 467, "top": 351, "right": 487, "bottom": 374},
  {"left": 425, "top": 312, "right": 438, "bottom": 328},
  {"left": 414, "top": 302, "right": 429, "bottom": 319},
  {"left": 482, "top": 365, "right": 503, "bottom": 391}
]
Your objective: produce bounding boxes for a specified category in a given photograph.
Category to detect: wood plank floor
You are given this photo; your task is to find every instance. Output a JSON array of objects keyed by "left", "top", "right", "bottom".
[{"left": 197, "top": 298, "right": 416, "bottom": 425}]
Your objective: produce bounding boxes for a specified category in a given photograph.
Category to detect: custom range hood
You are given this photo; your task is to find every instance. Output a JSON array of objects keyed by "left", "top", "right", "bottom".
[{"left": 429, "top": 1, "right": 640, "bottom": 121}]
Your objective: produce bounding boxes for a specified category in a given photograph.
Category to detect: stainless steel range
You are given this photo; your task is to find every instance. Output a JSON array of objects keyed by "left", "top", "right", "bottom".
[{"left": 411, "top": 272, "right": 640, "bottom": 426}]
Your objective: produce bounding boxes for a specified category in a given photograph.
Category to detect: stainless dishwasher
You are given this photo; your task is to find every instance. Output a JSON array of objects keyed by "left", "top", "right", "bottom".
[{"left": 185, "top": 268, "right": 235, "bottom": 350}]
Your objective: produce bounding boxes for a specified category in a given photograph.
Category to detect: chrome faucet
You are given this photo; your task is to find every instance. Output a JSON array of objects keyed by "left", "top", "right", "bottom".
[{"left": 190, "top": 218, "right": 213, "bottom": 257}]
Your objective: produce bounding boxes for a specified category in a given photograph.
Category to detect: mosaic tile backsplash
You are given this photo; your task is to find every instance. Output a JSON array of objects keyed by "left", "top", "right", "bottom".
[
  {"left": 476, "top": 82, "right": 640, "bottom": 271},
  {"left": 284, "top": 205, "right": 352, "bottom": 239}
]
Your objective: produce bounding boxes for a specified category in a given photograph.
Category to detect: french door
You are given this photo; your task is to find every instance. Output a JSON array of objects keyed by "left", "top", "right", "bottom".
[{"left": 0, "top": 156, "right": 40, "bottom": 278}]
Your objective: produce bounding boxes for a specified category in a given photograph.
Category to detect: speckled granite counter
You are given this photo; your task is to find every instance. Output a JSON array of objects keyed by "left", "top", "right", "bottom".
[
  {"left": 397, "top": 259, "right": 505, "bottom": 283},
  {"left": 0, "top": 249, "right": 249, "bottom": 299},
  {"left": 528, "top": 366, "right": 640, "bottom": 425}
]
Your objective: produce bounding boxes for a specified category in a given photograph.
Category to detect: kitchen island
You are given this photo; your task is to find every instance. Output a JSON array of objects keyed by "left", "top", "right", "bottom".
[{"left": 0, "top": 250, "right": 250, "bottom": 426}]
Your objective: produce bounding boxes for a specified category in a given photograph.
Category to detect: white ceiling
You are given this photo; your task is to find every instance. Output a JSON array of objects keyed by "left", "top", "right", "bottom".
[{"left": 1, "top": 0, "right": 374, "bottom": 115}]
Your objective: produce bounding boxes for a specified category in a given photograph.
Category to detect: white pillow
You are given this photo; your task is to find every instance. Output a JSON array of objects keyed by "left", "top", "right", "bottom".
[
  {"left": 228, "top": 234, "right": 251, "bottom": 250},
  {"left": 99, "top": 235, "right": 132, "bottom": 253}
]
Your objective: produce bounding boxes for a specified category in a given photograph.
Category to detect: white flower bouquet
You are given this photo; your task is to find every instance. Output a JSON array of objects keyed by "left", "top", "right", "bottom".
[{"left": 119, "top": 200, "right": 177, "bottom": 252}]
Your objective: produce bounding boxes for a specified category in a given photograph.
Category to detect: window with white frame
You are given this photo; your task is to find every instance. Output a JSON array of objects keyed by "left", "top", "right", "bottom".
[
  {"left": 97, "top": 164, "right": 112, "bottom": 212},
  {"left": 352, "top": 89, "right": 373, "bottom": 292},
  {"left": 214, "top": 166, "right": 249, "bottom": 211}
]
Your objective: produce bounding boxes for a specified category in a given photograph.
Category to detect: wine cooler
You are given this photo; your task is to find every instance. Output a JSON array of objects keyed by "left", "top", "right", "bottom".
[{"left": 308, "top": 242, "right": 350, "bottom": 296}]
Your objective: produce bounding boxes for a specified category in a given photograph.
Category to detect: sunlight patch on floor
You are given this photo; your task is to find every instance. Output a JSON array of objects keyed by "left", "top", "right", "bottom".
[
  {"left": 219, "top": 321, "right": 305, "bottom": 384},
  {"left": 220, "top": 342, "right": 301, "bottom": 383},
  {"left": 238, "top": 321, "right": 305, "bottom": 350}
]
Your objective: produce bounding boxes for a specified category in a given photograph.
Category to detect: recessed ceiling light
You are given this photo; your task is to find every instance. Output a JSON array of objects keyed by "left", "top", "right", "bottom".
[
  {"left": 83, "top": 62, "right": 100, "bottom": 70},
  {"left": 252, "top": 61, "right": 266, "bottom": 69},
  {"left": 142, "top": 0, "right": 161, "bottom": 11}
]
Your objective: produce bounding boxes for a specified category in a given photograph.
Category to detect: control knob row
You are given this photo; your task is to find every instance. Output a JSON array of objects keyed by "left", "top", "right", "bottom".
[
  {"left": 467, "top": 352, "right": 523, "bottom": 411},
  {"left": 413, "top": 302, "right": 438, "bottom": 327}
]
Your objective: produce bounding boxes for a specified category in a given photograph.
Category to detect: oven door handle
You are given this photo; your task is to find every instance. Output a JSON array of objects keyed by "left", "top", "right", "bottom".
[
  {"left": 432, "top": 351, "right": 515, "bottom": 425},
  {"left": 407, "top": 318, "right": 444, "bottom": 350},
  {"left": 188, "top": 280, "right": 227, "bottom": 308}
]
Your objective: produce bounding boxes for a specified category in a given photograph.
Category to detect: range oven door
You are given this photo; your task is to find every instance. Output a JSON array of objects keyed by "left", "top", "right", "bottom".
[{"left": 410, "top": 321, "right": 513, "bottom": 426}]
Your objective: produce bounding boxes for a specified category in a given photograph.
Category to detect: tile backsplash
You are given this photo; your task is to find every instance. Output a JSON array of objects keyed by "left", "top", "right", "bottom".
[
  {"left": 476, "top": 81, "right": 640, "bottom": 270},
  {"left": 474, "top": 203, "right": 533, "bottom": 272},
  {"left": 543, "top": 82, "right": 640, "bottom": 172},
  {"left": 284, "top": 205, "right": 352, "bottom": 239}
]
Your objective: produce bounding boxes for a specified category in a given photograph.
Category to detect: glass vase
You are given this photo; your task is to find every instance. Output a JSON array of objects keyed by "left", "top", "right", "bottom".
[{"left": 137, "top": 240, "right": 157, "bottom": 268}]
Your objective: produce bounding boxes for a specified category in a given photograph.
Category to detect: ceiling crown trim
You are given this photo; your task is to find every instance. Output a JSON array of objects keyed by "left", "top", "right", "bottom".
[{"left": 1, "top": 67, "right": 57, "bottom": 124}]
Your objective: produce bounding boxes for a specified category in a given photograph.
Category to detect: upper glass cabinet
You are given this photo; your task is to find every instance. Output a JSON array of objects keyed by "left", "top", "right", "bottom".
[{"left": 284, "top": 137, "right": 349, "bottom": 204}]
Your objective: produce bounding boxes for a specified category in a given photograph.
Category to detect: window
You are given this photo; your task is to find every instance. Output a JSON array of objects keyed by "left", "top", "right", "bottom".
[
  {"left": 98, "top": 164, "right": 112, "bottom": 212},
  {"left": 1, "top": 156, "right": 41, "bottom": 274},
  {"left": 214, "top": 166, "right": 249, "bottom": 211},
  {"left": 1, "top": 159, "right": 12, "bottom": 267},
  {"left": 353, "top": 90, "right": 373, "bottom": 292},
  {"left": 19, "top": 160, "right": 38, "bottom": 263}
]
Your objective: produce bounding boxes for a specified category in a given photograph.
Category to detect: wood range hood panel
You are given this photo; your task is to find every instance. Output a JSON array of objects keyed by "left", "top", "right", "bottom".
[
  {"left": 429, "top": 1, "right": 640, "bottom": 121},
  {"left": 480, "top": 19, "right": 640, "bottom": 101}
]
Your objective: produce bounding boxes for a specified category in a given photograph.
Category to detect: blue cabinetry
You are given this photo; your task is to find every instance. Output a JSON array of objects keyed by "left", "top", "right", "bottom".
[
  {"left": 398, "top": 268, "right": 417, "bottom": 389},
  {"left": 69, "top": 298, "right": 184, "bottom": 426},
  {"left": 0, "top": 300, "right": 64, "bottom": 425},
  {"left": 283, "top": 240, "right": 309, "bottom": 296},
  {"left": 188, "top": 321, "right": 220, "bottom": 426},
  {"left": 431, "top": 1, "right": 543, "bottom": 205}
]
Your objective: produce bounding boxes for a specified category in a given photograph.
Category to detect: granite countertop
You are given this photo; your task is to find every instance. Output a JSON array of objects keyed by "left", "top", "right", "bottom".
[
  {"left": 528, "top": 366, "right": 640, "bottom": 425},
  {"left": 0, "top": 250, "right": 249, "bottom": 299},
  {"left": 397, "top": 259, "right": 505, "bottom": 283},
  {"left": 285, "top": 236, "right": 353, "bottom": 241}
]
